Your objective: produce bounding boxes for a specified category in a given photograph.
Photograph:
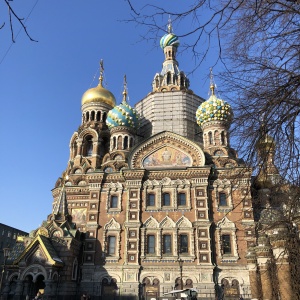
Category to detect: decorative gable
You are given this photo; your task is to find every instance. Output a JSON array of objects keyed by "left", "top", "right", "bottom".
[{"left": 129, "top": 131, "right": 205, "bottom": 169}]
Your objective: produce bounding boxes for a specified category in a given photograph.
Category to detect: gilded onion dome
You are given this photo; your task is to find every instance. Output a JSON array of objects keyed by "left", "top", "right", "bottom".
[
  {"left": 81, "top": 60, "right": 116, "bottom": 107},
  {"left": 106, "top": 76, "right": 139, "bottom": 129},
  {"left": 196, "top": 83, "right": 233, "bottom": 127}
]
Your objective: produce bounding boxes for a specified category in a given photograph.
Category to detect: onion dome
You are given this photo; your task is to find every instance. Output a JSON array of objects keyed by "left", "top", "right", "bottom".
[
  {"left": 160, "top": 19, "right": 180, "bottom": 49},
  {"left": 81, "top": 60, "right": 116, "bottom": 107},
  {"left": 196, "top": 84, "right": 233, "bottom": 127},
  {"left": 106, "top": 76, "right": 139, "bottom": 129},
  {"left": 160, "top": 33, "right": 180, "bottom": 49}
]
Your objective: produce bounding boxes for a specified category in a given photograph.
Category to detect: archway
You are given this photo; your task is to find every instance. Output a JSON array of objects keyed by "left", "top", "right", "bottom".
[
  {"left": 143, "top": 277, "right": 160, "bottom": 300},
  {"left": 101, "top": 278, "right": 118, "bottom": 300},
  {"left": 34, "top": 274, "right": 45, "bottom": 297}
]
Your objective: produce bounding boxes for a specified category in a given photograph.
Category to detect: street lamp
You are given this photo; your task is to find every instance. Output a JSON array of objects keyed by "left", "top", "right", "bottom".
[
  {"left": 178, "top": 259, "right": 183, "bottom": 290},
  {"left": 0, "top": 248, "right": 11, "bottom": 297}
]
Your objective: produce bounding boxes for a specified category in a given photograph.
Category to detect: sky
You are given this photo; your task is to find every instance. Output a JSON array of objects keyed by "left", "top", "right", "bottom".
[{"left": 0, "top": 1, "right": 220, "bottom": 233}]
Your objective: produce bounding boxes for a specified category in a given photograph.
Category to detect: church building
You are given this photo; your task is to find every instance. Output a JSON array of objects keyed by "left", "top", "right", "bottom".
[{"left": 1, "top": 22, "right": 296, "bottom": 300}]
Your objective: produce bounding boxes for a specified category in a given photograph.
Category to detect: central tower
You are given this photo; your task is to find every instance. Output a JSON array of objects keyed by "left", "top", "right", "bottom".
[{"left": 135, "top": 21, "right": 204, "bottom": 143}]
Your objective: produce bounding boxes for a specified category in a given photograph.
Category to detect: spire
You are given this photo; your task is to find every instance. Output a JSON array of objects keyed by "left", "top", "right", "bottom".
[
  {"left": 122, "top": 74, "right": 128, "bottom": 103},
  {"left": 99, "top": 59, "right": 104, "bottom": 87},
  {"left": 167, "top": 15, "right": 173, "bottom": 33},
  {"left": 210, "top": 68, "right": 216, "bottom": 96}
]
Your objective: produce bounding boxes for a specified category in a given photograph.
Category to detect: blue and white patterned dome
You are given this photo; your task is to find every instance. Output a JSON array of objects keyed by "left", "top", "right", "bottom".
[{"left": 106, "top": 100, "right": 139, "bottom": 129}]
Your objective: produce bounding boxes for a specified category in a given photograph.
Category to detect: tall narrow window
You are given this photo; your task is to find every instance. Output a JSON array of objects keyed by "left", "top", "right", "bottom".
[
  {"left": 147, "top": 235, "right": 155, "bottom": 254},
  {"left": 129, "top": 138, "right": 133, "bottom": 148},
  {"left": 110, "top": 196, "right": 118, "bottom": 208},
  {"left": 91, "top": 111, "right": 95, "bottom": 120},
  {"left": 113, "top": 137, "right": 116, "bottom": 149},
  {"left": 177, "top": 193, "right": 186, "bottom": 206},
  {"left": 179, "top": 234, "right": 188, "bottom": 253},
  {"left": 222, "top": 234, "right": 231, "bottom": 254},
  {"left": 162, "top": 193, "right": 171, "bottom": 206},
  {"left": 208, "top": 132, "right": 213, "bottom": 145},
  {"left": 96, "top": 111, "right": 101, "bottom": 121},
  {"left": 124, "top": 136, "right": 128, "bottom": 149},
  {"left": 221, "top": 131, "right": 225, "bottom": 145},
  {"left": 163, "top": 235, "right": 172, "bottom": 254},
  {"left": 219, "top": 193, "right": 227, "bottom": 206},
  {"left": 167, "top": 72, "right": 171, "bottom": 84},
  {"left": 85, "top": 136, "right": 93, "bottom": 156},
  {"left": 148, "top": 194, "right": 155, "bottom": 206},
  {"left": 108, "top": 236, "right": 116, "bottom": 255}
]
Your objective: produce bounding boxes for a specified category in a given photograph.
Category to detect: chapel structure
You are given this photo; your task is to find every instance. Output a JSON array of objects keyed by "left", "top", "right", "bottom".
[{"left": 2, "top": 22, "right": 297, "bottom": 300}]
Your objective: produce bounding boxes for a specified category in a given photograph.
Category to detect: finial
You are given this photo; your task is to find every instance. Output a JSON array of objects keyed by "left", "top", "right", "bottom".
[
  {"left": 122, "top": 74, "right": 128, "bottom": 103},
  {"left": 210, "top": 68, "right": 215, "bottom": 95},
  {"left": 167, "top": 15, "right": 173, "bottom": 33},
  {"left": 99, "top": 59, "right": 104, "bottom": 87}
]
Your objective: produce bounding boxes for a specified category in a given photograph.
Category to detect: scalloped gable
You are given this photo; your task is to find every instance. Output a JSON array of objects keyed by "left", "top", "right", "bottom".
[
  {"left": 160, "top": 216, "right": 175, "bottom": 228},
  {"left": 217, "top": 216, "right": 236, "bottom": 230},
  {"left": 128, "top": 131, "right": 205, "bottom": 169},
  {"left": 176, "top": 216, "right": 192, "bottom": 228},
  {"left": 144, "top": 216, "right": 159, "bottom": 228},
  {"left": 104, "top": 218, "right": 121, "bottom": 230}
]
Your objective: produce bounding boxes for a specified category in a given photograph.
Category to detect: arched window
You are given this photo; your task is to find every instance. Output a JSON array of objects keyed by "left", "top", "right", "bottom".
[
  {"left": 129, "top": 137, "right": 133, "bottom": 148},
  {"left": 86, "top": 111, "right": 89, "bottom": 122},
  {"left": 221, "top": 131, "right": 225, "bottom": 145},
  {"left": 91, "top": 111, "right": 95, "bottom": 121},
  {"left": 208, "top": 132, "right": 213, "bottom": 145},
  {"left": 103, "top": 112, "right": 107, "bottom": 122},
  {"left": 113, "top": 136, "right": 116, "bottom": 149},
  {"left": 85, "top": 136, "right": 93, "bottom": 156},
  {"left": 167, "top": 72, "right": 171, "bottom": 85},
  {"left": 124, "top": 136, "right": 128, "bottom": 149},
  {"left": 96, "top": 111, "right": 101, "bottom": 121}
]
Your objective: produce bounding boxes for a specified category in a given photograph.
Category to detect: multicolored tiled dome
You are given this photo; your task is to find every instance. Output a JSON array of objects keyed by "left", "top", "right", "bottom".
[
  {"left": 106, "top": 100, "right": 139, "bottom": 129},
  {"left": 160, "top": 33, "right": 180, "bottom": 49},
  {"left": 196, "top": 93, "right": 233, "bottom": 127}
]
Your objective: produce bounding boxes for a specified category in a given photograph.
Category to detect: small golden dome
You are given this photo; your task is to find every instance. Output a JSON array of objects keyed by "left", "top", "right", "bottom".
[{"left": 81, "top": 83, "right": 116, "bottom": 107}]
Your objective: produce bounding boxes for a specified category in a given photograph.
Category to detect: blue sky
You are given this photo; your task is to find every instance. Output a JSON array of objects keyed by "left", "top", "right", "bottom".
[{"left": 0, "top": 1, "right": 220, "bottom": 232}]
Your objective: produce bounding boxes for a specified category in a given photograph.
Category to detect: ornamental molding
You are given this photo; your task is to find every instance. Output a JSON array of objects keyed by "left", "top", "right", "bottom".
[
  {"left": 160, "top": 216, "right": 175, "bottom": 228},
  {"left": 104, "top": 218, "right": 121, "bottom": 230},
  {"left": 144, "top": 216, "right": 159, "bottom": 228},
  {"left": 176, "top": 216, "right": 192, "bottom": 228},
  {"left": 129, "top": 131, "right": 205, "bottom": 169}
]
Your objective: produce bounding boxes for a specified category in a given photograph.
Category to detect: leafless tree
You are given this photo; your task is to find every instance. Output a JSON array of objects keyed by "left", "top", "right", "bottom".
[
  {"left": 1, "top": 0, "right": 37, "bottom": 42},
  {"left": 125, "top": 0, "right": 300, "bottom": 186}
]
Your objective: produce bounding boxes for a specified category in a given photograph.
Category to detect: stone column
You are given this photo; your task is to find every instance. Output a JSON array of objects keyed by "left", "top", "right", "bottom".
[
  {"left": 246, "top": 247, "right": 260, "bottom": 300},
  {"left": 13, "top": 280, "right": 24, "bottom": 300},
  {"left": 270, "top": 235, "right": 292, "bottom": 300},
  {"left": 255, "top": 236, "right": 273, "bottom": 300},
  {"left": 43, "top": 279, "right": 55, "bottom": 299}
]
